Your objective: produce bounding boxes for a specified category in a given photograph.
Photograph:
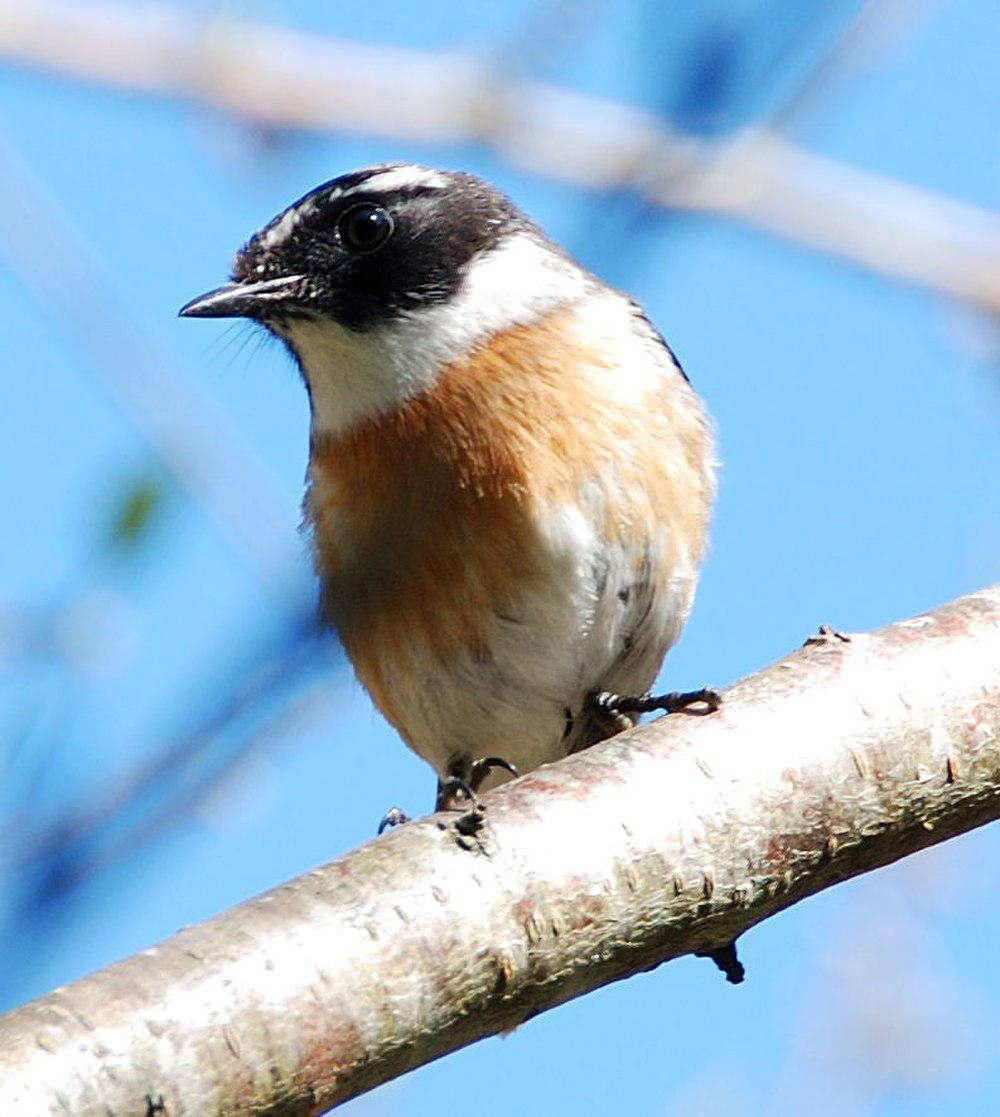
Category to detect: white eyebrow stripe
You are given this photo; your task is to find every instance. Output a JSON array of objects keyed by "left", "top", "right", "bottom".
[
  {"left": 255, "top": 166, "right": 448, "bottom": 251},
  {"left": 257, "top": 199, "right": 317, "bottom": 250},
  {"left": 341, "top": 165, "right": 449, "bottom": 197}
]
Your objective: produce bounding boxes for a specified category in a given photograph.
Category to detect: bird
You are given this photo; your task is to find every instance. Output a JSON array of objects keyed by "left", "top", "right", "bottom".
[{"left": 180, "top": 163, "right": 717, "bottom": 818}]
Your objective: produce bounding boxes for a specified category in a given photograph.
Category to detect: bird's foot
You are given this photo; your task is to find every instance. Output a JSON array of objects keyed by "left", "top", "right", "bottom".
[
  {"left": 436, "top": 776, "right": 488, "bottom": 840},
  {"left": 377, "top": 806, "right": 411, "bottom": 835},
  {"left": 437, "top": 755, "right": 520, "bottom": 809},
  {"left": 586, "top": 687, "right": 721, "bottom": 735},
  {"left": 437, "top": 756, "right": 521, "bottom": 836}
]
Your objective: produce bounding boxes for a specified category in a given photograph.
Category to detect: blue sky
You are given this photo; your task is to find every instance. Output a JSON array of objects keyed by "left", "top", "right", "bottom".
[{"left": 1, "top": 2, "right": 998, "bottom": 1114}]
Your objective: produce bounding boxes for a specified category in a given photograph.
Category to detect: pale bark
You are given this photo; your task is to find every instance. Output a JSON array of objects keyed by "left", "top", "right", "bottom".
[{"left": 2, "top": 585, "right": 999, "bottom": 1116}]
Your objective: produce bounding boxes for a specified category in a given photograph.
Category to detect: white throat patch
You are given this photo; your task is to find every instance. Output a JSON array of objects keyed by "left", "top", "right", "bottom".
[{"left": 280, "top": 232, "right": 590, "bottom": 437}]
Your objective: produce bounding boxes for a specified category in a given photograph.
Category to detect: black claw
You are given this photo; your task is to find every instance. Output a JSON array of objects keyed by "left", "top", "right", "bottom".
[
  {"left": 469, "top": 755, "right": 520, "bottom": 788},
  {"left": 437, "top": 754, "right": 520, "bottom": 813},
  {"left": 377, "top": 806, "right": 411, "bottom": 835},
  {"left": 620, "top": 687, "right": 721, "bottom": 715},
  {"left": 586, "top": 687, "right": 721, "bottom": 732}
]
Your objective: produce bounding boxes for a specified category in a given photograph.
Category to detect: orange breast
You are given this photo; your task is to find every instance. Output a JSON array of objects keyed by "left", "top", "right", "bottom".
[{"left": 307, "top": 305, "right": 712, "bottom": 743}]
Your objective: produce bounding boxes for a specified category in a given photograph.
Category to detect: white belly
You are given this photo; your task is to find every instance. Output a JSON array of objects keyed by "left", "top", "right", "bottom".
[{"left": 378, "top": 501, "right": 696, "bottom": 780}]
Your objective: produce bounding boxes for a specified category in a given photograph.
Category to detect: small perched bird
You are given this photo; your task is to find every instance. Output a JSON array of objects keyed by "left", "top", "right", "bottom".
[{"left": 181, "top": 163, "right": 716, "bottom": 812}]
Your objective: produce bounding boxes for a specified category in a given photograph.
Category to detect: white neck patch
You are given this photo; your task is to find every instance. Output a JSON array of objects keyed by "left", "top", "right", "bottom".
[{"left": 280, "top": 232, "right": 590, "bottom": 438}]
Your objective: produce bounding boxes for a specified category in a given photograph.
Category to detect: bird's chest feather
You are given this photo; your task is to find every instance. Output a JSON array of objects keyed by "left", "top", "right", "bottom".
[{"left": 306, "top": 305, "right": 712, "bottom": 753}]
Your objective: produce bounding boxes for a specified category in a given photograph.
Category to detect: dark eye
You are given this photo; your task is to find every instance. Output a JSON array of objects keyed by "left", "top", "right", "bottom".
[{"left": 337, "top": 203, "right": 394, "bottom": 253}]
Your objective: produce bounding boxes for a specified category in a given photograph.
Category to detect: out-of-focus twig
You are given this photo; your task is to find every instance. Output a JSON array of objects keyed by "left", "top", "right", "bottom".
[
  {"left": 6, "top": 611, "right": 337, "bottom": 902},
  {"left": 651, "top": 128, "right": 1000, "bottom": 310},
  {"left": 0, "top": 0, "right": 997, "bottom": 309},
  {"left": 0, "top": 130, "right": 299, "bottom": 596},
  {"left": 768, "top": 0, "right": 943, "bottom": 131}
]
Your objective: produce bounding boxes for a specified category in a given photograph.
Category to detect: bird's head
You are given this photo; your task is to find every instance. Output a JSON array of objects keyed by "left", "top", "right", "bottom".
[{"left": 180, "top": 164, "right": 588, "bottom": 435}]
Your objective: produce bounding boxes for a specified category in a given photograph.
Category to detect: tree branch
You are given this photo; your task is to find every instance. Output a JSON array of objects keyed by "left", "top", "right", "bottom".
[{"left": 2, "top": 585, "right": 1000, "bottom": 1115}]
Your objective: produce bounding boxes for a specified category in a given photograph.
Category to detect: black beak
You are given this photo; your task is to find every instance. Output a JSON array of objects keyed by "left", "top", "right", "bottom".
[{"left": 178, "top": 274, "right": 307, "bottom": 319}]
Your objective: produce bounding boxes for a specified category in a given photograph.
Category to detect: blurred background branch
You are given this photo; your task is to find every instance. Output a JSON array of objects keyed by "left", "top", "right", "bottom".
[
  {"left": 0, "top": 130, "right": 298, "bottom": 593},
  {"left": 0, "top": 0, "right": 997, "bottom": 310}
]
